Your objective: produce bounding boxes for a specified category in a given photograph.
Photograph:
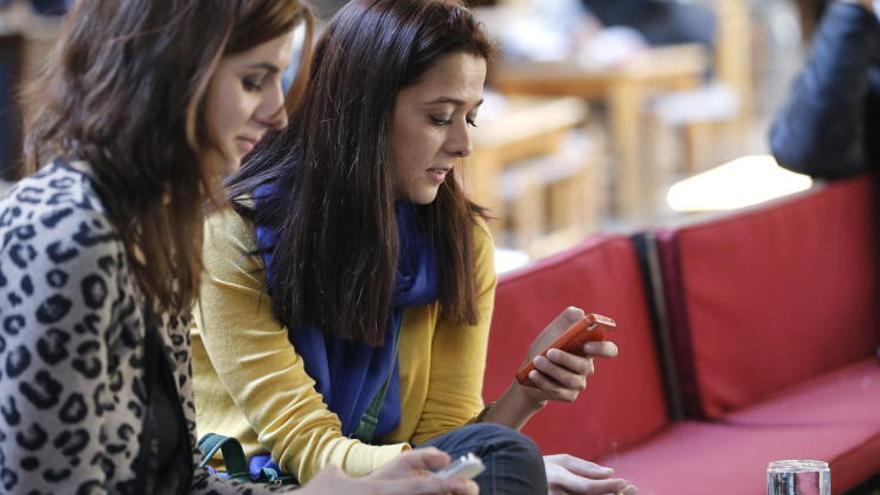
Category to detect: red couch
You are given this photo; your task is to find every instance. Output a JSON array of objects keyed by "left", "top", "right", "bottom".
[
  {"left": 654, "top": 175, "right": 880, "bottom": 491},
  {"left": 485, "top": 175, "right": 880, "bottom": 494}
]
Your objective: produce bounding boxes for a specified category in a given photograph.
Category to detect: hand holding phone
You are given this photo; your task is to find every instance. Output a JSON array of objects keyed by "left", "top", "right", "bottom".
[
  {"left": 516, "top": 312, "right": 616, "bottom": 387},
  {"left": 432, "top": 453, "right": 485, "bottom": 481}
]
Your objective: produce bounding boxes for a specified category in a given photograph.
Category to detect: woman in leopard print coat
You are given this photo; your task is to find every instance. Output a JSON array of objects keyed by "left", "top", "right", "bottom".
[{"left": 0, "top": 1, "right": 476, "bottom": 495}]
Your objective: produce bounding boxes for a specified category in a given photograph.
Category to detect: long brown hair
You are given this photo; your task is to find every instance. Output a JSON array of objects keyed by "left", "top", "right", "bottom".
[
  {"left": 22, "top": 0, "right": 314, "bottom": 314},
  {"left": 227, "top": 0, "right": 493, "bottom": 345}
]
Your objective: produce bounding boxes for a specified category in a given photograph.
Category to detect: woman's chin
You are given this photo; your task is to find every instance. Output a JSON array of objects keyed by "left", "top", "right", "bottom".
[{"left": 406, "top": 185, "right": 442, "bottom": 205}]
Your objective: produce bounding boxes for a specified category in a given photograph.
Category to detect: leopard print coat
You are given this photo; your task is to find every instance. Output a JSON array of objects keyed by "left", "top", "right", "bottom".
[{"left": 0, "top": 161, "right": 290, "bottom": 494}]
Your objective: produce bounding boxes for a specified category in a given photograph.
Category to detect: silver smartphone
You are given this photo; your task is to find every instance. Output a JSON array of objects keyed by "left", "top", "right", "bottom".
[{"left": 432, "top": 452, "right": 485, "bottom": 480}]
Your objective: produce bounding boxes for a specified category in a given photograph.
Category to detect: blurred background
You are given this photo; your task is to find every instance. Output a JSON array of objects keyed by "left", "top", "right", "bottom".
[{"left": 0, "top": 0, "right": 833, "bottom": 271}]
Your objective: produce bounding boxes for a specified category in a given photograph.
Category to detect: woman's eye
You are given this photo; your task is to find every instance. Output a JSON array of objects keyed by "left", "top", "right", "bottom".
[
  {"left": 466, "top": 117, "right": 478, "bottom": 128},
  {"left": 430, "top": 116, "right": 453, "bottom": 127},
  {"left": 242, "top": 77, "right": 263, "bottom": 92}
]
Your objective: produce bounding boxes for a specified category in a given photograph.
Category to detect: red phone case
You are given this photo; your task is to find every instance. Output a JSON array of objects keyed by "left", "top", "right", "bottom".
[{"left": 515, "top": 313, "right": 616, "bottom": 386}]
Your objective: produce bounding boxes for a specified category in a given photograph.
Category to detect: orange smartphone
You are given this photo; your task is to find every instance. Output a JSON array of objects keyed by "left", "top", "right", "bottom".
[{"left": 515, "top": 313, "right": 616, "bottom": 387}]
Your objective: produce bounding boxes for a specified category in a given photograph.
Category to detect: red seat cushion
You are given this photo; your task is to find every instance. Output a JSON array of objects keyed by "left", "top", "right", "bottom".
[
  {"left": 485, "top": 234, "right": 669, "bottom": 460},
  {"left": 656, "top": 176, "right": 880, "bottom": 418},
  {"left": 602, "top": 421, "right": 880, "bottom": 494},
  {"left": 722, "top": 359, "right": 880, "bottom": 427}
]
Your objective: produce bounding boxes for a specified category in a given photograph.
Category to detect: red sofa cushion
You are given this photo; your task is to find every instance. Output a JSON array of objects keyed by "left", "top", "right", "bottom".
[
  {"left": 656, "top": 176, "right": 880, "bottom": 419},
  {"left": 722, "top": 359, "right": 880, "bottom": 427},
  {"left": 603, "top": 421, "right": 880, "bottom": 494},
  {"left": 485, "top": 234, "right": 669, "bottom": 460}
]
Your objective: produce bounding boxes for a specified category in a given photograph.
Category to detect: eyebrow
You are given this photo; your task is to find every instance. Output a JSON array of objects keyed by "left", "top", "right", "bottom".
[
  {"left": 426, "top": 96, "right": 485, "bottom": 107},
  {"left": 246, "top": 63, "right": 282, "bottom": 73}
]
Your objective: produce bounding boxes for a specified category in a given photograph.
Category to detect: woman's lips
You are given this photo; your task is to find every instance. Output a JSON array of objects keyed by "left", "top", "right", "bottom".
[
  {"left": 426, "top": 167, "right": 450, "bottom": 184},
  {"left": 236, "top": 136, "right": 259, "bottom": 154}
]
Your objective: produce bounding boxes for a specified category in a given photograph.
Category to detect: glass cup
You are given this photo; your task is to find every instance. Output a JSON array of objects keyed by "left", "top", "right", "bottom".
[{"left": 767, "top": 460, "right": 831, "bottom": 495}]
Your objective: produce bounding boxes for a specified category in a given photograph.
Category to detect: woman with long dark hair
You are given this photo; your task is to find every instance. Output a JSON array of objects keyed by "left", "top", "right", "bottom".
[
  {"left": 0, "top": 1, "right": 477, "bottom": 493},
  {"left": 194, "top": 1, "right": 633, "bottom": 493}
]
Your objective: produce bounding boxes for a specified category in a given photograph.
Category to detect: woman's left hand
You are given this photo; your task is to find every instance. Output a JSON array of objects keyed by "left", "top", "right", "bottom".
[
  {"left": 367, "top": 448, "right": 479, "bottom": 494},
  {"left": 519, "top": 307, "right": 618, "bottom": 404},
  {"left": 545, "top": 454, "right": 637, "bottom": 495}
]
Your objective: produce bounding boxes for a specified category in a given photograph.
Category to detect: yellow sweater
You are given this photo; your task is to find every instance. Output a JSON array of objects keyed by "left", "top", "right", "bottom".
[{"left": 191, "top": 208, "right": 496, "bottom": 483}]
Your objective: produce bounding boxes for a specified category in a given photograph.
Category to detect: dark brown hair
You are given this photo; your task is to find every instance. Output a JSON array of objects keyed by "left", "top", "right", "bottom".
[
  {"left": 227, "top": 0, "right": 493, "bottom": 345},
  {"left": 22, "top": 0, "right": 313, "bottom": 314}
]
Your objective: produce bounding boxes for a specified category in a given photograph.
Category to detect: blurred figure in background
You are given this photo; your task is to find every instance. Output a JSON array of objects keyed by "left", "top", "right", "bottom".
[
  {"left": 0, "top": 0, "right": 69, "bottom": 181},
  {"left": 0, "top": 0, "right": 69, "bottom": 15},
  {"left": 0, "top": 31, "right": 22, "bottom": 182},
  {"left": 771, "top": 0, "right": 880, "bottom": 178},
  {"left": 579, "top": 0, "right": 716, "bottom": 49}
]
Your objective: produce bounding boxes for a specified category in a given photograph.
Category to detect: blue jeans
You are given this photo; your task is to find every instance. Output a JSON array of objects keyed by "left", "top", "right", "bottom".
[{"left": 419, "top": 423, "right": 547, "bottom": 495}]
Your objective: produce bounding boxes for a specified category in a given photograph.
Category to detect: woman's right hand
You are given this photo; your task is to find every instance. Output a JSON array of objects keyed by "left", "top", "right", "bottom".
[
  {"left": 518, "top": 307, "right": 618, "bottom": 404},
  {"left": 297, "top": 449, "right": 478, "bottom": 495}
]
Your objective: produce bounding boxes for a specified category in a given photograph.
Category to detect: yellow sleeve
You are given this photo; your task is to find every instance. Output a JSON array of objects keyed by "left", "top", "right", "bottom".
[
  {"left": 194, "top": 209, "right": 408, "bottom": 483},
  {"left": 410, "top": 218, "right": 496, "bottom": 445}
]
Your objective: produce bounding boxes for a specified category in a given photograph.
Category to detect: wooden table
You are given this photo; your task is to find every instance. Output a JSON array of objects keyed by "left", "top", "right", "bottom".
[
  {"left": 463, "top": 96, "right": 588, "bottom": 217},
  {"left": 491, "top": 43, "right": 709, "bottom": 217}
]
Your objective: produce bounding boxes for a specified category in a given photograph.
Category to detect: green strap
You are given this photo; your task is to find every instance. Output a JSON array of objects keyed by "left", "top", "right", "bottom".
[
  {"left": 351, "top": 378, "right": 390, "bottom": 443},
  {"left": 351, "top": 328, "right": 403, "bottom": 443},
  {"left": 197, "top": 433, "right": 251, "bottom": 483}
]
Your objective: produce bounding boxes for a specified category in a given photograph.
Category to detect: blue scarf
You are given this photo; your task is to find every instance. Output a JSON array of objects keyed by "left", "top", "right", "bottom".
[{"left": 254, "top": 187, "right": 438, "bottom": 441}]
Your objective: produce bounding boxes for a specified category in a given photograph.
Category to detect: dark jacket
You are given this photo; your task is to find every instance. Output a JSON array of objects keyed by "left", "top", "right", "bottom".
[{"left": 770, "top": 2, "right": 880, "bottom": 179}]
